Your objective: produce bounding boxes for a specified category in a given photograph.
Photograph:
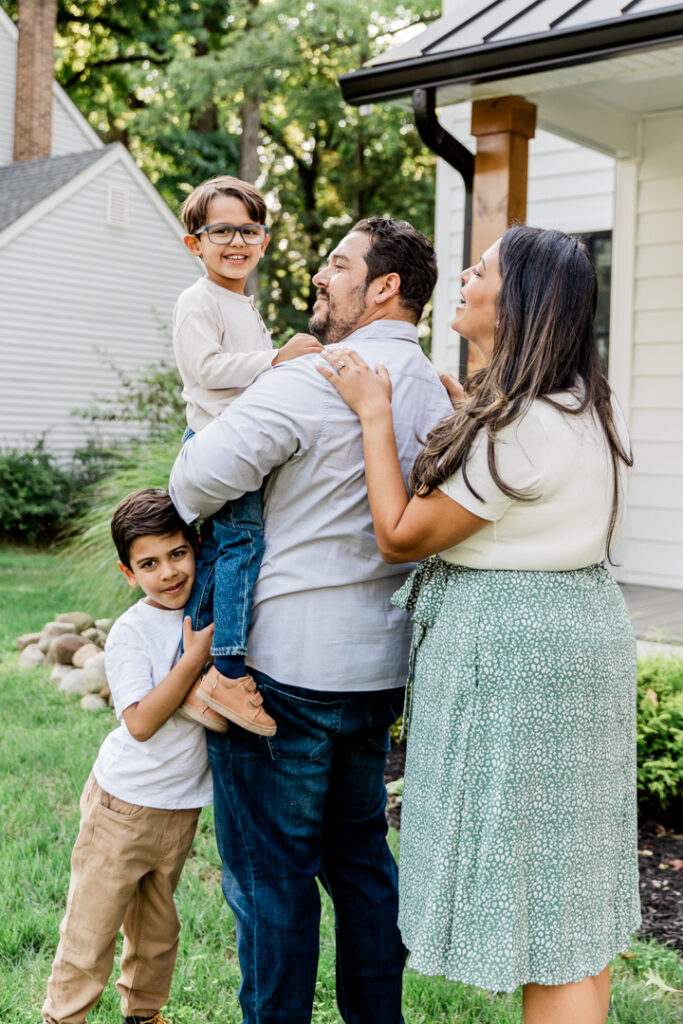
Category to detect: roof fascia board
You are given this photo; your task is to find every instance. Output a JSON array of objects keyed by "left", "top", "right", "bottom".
[
  {"left": 0, "top": 145, "right": 120, "bottom": 250},
  {"left": 0, "top": 3, "right": 18, "bottom": 40},
  {"left": 339, "top": 8, "right": 683, "bottom": 105},
  {"left": 51, "top": 81, "right": 104, "bottom": 149}
]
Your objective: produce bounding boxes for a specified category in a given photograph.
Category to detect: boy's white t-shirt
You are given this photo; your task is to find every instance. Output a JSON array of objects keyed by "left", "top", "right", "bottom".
[
  {"left": 438, "top": 392, "right": 630, "bottom": 571},
  {"left": 92, "top": 599, "right": 213, "bottom": 809},
  {"left": 173, "top": 275, "right": 279, "bottom": 432}
]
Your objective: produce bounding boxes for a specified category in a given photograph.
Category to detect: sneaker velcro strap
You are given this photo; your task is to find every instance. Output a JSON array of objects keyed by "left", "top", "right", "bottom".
[{"left": 249, "top": 693, "right": 264, "bottom": 707}]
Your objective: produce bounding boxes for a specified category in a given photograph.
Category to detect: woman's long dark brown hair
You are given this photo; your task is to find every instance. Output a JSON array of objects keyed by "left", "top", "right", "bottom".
[{"left": 409, "top": 226, "right": 633, "bottom": 557}]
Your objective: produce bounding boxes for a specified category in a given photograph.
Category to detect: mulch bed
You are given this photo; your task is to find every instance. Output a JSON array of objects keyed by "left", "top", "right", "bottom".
[{"left": 384, "top": 742, "right": 683, "bottom": 955}]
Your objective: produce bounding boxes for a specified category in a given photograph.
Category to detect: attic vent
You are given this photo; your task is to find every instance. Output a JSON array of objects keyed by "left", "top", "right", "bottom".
[{"left": 106, "top": 185, "right": 129, "bottom": 228}]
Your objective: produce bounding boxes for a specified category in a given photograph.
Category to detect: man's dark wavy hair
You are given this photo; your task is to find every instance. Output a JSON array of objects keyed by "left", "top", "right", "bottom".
[{"left": 351, "top": 217, "right": 437, "bottom": 322}]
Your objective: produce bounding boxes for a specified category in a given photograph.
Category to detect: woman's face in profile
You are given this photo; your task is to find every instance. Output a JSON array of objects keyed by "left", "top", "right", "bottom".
[{"left": 451, "top": 238, "right": 502, "bottom": 363}]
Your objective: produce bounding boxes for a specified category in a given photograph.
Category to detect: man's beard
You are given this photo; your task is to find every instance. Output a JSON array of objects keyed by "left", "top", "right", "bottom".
[{"left": 309, "top": 284, "right": 368, "bottom": 345}]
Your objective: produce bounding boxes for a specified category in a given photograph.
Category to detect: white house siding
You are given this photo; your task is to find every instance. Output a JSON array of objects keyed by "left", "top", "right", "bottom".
[
  {"left": 0, "top": 8, "right": 100, "bottom": 165},
  {"left": 0, "top": 158, "right": 201, "bottom": 458},
  {"left": 432, "top": 103, "right": 615, "bottom": 372},
  {"left": 616, "top": 111, "right": 683, "bottom": 590}
]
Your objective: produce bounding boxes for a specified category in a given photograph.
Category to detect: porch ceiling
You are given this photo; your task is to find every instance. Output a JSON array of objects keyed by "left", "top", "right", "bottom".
[{"left": 339, "top": 2, "right": 683, "bottom": 157}]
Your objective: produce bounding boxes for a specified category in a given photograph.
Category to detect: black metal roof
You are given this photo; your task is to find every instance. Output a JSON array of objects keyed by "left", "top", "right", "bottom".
[
  {"left": 0, "top": 148, "right": 109, "bottom": 233},
  {"left": 339, "top": 1, "right": 683, "bottom": 105}
]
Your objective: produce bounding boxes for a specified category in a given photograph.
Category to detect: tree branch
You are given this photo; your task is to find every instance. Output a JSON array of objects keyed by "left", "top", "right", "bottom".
[{"left": 62, "top": 52, "right": 172, "bottom": 88}]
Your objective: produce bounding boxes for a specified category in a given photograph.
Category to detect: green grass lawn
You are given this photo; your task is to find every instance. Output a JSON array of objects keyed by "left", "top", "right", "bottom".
[{"left": 1, "top": 544, "right": 681, "bottom": 1023}]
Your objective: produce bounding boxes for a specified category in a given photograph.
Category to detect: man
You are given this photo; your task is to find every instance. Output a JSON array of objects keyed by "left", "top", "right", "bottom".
[{"left": 170, "top": 217, "right": 453, "bottom": 1024}]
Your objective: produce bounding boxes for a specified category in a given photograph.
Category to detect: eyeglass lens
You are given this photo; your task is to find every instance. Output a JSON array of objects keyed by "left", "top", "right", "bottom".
[{"left": 205, "top": 224, "right": 267, "bottom": 245}]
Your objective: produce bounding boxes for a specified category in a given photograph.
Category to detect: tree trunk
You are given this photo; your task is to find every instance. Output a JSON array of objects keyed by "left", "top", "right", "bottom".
[
  {"left": 239, "top": 93, "right": 261, "bottom": 183},
  {"left": 240, "top": 91, "right": 262, "bottom": 301}
]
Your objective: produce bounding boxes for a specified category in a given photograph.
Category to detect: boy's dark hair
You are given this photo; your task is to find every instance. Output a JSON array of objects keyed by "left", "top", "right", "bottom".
[
  {"left": 111, "top": 489, "right": 197, "bottom": 569},
  {"left": 181, "top": 176, "right": 267, "bottom": 235},
  {"left": 351, "top": 217, "right": 438, "bottom": 322}
]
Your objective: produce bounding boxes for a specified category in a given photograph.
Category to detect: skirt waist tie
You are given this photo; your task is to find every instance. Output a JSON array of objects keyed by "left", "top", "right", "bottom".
[{"left": 391, "top": 557, "right": 451, "bottom": 738}]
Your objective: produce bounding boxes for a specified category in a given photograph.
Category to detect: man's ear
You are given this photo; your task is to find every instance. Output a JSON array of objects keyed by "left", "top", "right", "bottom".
[
  {"left": 118, "top": 561, "right": 139, "bottom": 589},
  {"left": 184, "top": 234, "right": 202, "bottom": 258},
  {"left": 372, "top": 272, "right": 401, "bottom": 306}
]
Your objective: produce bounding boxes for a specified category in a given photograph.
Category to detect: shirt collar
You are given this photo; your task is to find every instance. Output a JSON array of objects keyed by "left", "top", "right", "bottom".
[{"left": 334, "top": 320, "right": 419, "bottom": 346}]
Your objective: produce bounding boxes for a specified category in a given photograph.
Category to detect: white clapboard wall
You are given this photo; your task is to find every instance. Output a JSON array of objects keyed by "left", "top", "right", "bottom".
[
  {"left": 614, "top": 111, "right": 683, "bottom": 590},
  {"left": 0, "top": 151, "right": 201, "bottom": 458}
]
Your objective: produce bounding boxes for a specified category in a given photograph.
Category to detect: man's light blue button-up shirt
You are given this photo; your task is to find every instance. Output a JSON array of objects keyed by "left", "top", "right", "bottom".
[{"left": 170, "top": 320, "right": 453, "bottom": 692}]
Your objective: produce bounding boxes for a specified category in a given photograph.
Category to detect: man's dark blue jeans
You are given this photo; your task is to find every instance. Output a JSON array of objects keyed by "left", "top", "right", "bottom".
[{"left": 206, "top": 672, "right": 407, "bottom": 1024}]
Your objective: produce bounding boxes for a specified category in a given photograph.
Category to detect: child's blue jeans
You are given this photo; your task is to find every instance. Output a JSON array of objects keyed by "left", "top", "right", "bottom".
[{"left": 182, "top": 428, "right": 265, "bottom": 658}]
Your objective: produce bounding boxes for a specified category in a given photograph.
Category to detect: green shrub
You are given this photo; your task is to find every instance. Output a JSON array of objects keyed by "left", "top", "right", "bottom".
[
  {"left": 636, "top": 654, "right": 683, "bottom": 817},
  {"left": 0, "top": 439, "right": 114, "bottom": 543}
]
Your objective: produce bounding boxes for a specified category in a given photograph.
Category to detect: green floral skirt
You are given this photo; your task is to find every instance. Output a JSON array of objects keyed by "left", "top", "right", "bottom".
[{"left": 391, "top": 559, "right": 640, "bottom": 992}]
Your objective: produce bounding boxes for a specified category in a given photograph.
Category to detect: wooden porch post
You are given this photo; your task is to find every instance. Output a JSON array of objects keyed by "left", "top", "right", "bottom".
[{"left": 466, "top": 95, "right": 537, "bottom": 373}]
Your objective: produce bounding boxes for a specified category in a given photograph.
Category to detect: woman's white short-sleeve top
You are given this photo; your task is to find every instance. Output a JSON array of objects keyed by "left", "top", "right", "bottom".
[{"left": 438, "top": 392, "right": 630, "bottom": 571}]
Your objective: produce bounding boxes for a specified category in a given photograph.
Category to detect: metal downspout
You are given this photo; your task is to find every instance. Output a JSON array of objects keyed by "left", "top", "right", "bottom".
[{"left": 412, "top": 87, "right": 473, "bottom": 378}]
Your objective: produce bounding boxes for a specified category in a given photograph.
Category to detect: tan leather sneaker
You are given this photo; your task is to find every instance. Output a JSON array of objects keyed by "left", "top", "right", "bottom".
[
  {"left": 177, "top": 683, "right": 228, "bottom": 733},
  {"left": 197, "top": 666, "right": 277, "bottom": 736}
]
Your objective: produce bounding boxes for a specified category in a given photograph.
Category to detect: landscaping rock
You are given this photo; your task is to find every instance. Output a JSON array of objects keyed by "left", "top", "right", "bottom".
[
  {"left": 43, "top": 621, "right": 77, "bottom": 638},
  {"left": 50, "top": 664, "right": 73, "bottom": 684},
  {"left": 17, "top": 632, "right": 43, "bottom": 651},
  {"left": 81, "top": 694, "right": 107, "bottom": 712},
  {"left": 72, "top": 643, "right": 102, "bottom": 669},
  {"left": 37, "top": 633, "right": 52, "bottom": 653},
  {"left": 50, "top": 633, "right": 90, "bottom": 665},
  {"left": 56, "top": 611, "right": 94, "bottom": 632},
  {"left": 83, "top": 652, "right": 108, "bottom": 693},
  {"left": 99, "top": 685, "right": 111, "bottom": 702},
  {"left": 18, "top": 644, "right": 45, "bottom": 668},
  {"left": 95, "top": 618, "right": 114, "bottom": 634},
  {"left": 58, "top": 669, "right": 87, "bottom": 697},
  {"left": 81, "top": 628, "right": 106, "bottom": 646}
]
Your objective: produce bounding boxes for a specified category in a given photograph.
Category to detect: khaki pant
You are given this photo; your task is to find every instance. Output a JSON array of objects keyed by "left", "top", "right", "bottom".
[{"left": 42, "top": 773, "right": 200, "bottom": 1024}]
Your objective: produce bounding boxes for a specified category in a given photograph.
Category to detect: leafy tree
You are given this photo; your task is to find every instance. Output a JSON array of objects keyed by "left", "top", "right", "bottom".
[{"left": 3, "top": 0, "right": 440, "bottom": 336}]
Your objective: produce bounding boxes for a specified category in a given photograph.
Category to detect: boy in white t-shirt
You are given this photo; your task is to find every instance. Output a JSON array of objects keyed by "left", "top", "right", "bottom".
[
  {"left": 42, "top": 489, "right": 223, "bottom": 1024},
  {"left": 173, "top": 175, "right": 321, "bottom": 734}
]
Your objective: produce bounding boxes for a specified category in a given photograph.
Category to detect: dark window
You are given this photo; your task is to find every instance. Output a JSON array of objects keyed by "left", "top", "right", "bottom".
[{"left": 580, "top": 231, "right": 612, "bottom": 374}]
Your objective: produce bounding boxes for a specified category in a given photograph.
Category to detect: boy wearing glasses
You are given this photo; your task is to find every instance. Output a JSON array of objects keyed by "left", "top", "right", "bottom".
[{"left": 173, "top": 176, "right": 321, "bottom": 735}]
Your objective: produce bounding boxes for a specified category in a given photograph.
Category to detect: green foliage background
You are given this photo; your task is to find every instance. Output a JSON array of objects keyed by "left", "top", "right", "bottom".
[
  {"left": 636, "top": 656, "right": 683, "bottom": 817},
  {"left": 1, "top": 0, "right": 440, "bottom": 337}
]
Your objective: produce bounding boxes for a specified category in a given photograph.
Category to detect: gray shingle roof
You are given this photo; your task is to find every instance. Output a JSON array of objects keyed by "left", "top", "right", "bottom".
[{"left": 0, "top": 147, "right": 110, "bottom": 233}]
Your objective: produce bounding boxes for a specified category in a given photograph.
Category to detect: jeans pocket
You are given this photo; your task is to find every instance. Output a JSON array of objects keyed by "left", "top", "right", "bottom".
[
  {"left": 260, "top": 684, "right": 343, "bottom": 762},
  {"left": 366, "top": 688, "right": 404, "bottom": 754},
  {"left": 366, "top": 728, "right": 392, "bottom": 755}
]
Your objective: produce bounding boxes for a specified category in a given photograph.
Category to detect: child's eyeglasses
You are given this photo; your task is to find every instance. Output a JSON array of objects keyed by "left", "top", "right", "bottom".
[{"left": 194, "top": 223, "right": 269, "bottom": 246}]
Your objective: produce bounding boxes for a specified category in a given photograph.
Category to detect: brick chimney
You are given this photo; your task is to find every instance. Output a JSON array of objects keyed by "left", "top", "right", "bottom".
[{"left": 13, "top": 0, "right": 58, "bottom": 162}]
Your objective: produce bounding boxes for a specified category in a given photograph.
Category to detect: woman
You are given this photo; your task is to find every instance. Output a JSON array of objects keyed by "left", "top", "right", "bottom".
[{"left": 317, "top": 226, "right": 640, "bottom": 1024}]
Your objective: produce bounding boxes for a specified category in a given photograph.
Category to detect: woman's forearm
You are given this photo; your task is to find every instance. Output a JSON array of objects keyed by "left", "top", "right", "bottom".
[{"left": 358, "top": 404, "right": 411, "bottom": 558}]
